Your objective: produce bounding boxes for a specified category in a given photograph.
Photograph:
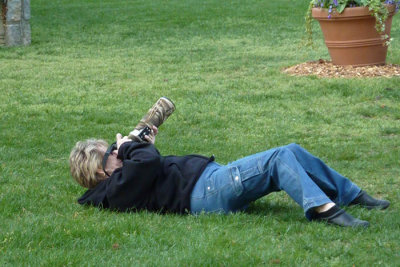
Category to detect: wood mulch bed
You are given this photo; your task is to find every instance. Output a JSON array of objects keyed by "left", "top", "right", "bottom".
[{"left": 283, "top": 59, "right": 400, "bottom": 78}]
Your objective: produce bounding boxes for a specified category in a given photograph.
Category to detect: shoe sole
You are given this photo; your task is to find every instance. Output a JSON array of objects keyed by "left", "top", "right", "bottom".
[{"left": 364, "top": 202, "right": 390, "bottom": 210}]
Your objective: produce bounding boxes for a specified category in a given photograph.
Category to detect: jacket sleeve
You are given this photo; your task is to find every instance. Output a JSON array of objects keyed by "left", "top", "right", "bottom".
[{"left": 105, "top": 141, "right": 162, "bottom": 210}]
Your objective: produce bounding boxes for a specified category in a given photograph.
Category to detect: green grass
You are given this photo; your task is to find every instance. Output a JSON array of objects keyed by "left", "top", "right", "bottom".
[{"left": 1, "top": 0, "right": 399, "bottom": 265}]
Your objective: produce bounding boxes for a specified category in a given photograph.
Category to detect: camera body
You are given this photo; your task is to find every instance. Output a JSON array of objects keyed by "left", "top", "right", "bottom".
[
  {"left": 128, "top": 97, "right": 175, "bottom": 142},
  {"left": 137, "top": 126, "right": 152, "bottom": 141}
]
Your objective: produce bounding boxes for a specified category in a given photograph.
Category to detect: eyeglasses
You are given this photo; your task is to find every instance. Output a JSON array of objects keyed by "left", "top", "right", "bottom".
[{"left": 102, "top": 142, "right": 117, "bottom": 177}]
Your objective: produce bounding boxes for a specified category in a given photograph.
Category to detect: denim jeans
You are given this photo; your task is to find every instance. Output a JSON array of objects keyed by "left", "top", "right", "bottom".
[{"left": 190, "top": 143, "right": 361, "bottom": 220}]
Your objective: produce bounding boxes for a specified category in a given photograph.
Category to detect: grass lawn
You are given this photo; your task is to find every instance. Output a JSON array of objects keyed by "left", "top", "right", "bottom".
[{"left": 1, "top": 0, "right": 399, "bottom": 265}]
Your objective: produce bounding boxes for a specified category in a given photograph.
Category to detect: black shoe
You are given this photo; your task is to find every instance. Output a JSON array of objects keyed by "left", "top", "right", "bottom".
[
  {"left": 349, "top": 190, "right": 390, "bottom": 210},
  {"left": 312, "top": 205, "right": 369, "bottom": 228}
]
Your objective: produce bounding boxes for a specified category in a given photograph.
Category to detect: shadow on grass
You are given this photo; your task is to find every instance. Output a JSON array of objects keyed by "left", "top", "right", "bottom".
[{"left": 245, "top": 199, "right": 306, "bottom": 224}]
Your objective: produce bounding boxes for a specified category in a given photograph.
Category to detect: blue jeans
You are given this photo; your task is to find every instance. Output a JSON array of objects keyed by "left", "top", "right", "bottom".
[{"left": 190, "top": 143, "right": 361, "bottom": 220}]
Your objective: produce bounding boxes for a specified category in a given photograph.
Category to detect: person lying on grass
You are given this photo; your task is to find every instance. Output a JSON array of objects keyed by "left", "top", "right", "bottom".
[{"left": 69, "top": 126, "right": 389, "bottom": 228}]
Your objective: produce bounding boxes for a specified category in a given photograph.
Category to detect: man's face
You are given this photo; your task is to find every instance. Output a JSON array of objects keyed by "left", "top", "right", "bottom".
[{"left": 100, "top": 145, "right": 123, "bottom": 177}]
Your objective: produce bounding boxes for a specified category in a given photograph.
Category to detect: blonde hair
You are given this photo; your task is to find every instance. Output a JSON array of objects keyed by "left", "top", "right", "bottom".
[{"left": 69, "top": 139, "right": 108, "bottom": 188}]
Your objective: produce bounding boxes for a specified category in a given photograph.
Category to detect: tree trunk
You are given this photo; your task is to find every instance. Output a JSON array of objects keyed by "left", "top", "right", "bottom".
[{"left": 1, "top": 0, "right": 31, "bottom": 47}]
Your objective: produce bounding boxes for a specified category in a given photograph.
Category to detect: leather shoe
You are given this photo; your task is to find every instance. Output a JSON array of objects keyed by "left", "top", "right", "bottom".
[
  {"left": 349, "top": 191, "right": 390, "bottom": 210},
  {"left": 313, "top": 206, "right": 369, "bottom": 228}
]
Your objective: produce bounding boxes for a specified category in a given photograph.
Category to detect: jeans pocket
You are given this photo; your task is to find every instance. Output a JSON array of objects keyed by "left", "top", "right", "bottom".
[
  {"left": 205, "top": 177, "right": 216, "bottom": 195},
  {"left": 230, "top": 159, "right": 264, "bottom": 195},
  {"left": 229, "top": 166, "right": 244, "bottom": 196}
]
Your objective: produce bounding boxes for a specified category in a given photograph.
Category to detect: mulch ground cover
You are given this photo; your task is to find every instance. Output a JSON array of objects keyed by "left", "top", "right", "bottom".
[{"left": 283, "top": 59, "right": 400, "bottom": 78}]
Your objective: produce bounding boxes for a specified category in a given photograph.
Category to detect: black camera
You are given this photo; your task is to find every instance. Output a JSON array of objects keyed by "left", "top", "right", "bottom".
[{"left": 137, "top": 126, "right": 152, "bottom": 142}]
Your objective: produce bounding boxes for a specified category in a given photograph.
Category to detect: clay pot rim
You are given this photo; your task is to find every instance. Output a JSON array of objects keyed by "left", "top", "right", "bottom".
[{"left": 312, "top": 4, "right": 396, "bottom": 20}]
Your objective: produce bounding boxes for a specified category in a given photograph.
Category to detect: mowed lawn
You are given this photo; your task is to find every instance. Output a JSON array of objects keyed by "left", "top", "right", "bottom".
[{"left": 0, "top": 0, "right": 399, "bottom": 265}]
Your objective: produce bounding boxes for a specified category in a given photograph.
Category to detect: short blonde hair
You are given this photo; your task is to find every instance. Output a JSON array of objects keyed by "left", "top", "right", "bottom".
[{"left": 69, "top": 139, "right": 108, "bottom": 188}]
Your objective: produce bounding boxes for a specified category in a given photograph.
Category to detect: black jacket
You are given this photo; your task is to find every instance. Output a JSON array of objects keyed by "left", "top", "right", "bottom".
[{"left": 78, "top": 141, "right": 214, "bottom": 214}]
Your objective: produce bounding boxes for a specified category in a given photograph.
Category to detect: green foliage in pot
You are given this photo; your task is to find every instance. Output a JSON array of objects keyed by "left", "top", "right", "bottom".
[{"left": 305, "top": 0, "right": 400, "bottom": 45}]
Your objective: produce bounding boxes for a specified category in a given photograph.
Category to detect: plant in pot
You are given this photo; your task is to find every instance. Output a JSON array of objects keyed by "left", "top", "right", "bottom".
[{"left": 305, "top": 0, "right": 400, "bottom": 66}]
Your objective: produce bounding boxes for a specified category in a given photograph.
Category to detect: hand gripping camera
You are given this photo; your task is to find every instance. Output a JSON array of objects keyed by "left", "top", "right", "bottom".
[
  {"left": 128, "top": 97, "right": 176, "bottom": 142},
  {"left": 102, "top": 97, "right": 175, "bottom": 176}
]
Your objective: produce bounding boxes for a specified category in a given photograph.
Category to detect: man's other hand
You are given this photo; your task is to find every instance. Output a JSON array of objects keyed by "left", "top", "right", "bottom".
[
  {"left": 116, "top": 133, "right": 132, "bottom": 150},
  {"left": 144, "top": 126, "right": 158, "bottom": 144}
]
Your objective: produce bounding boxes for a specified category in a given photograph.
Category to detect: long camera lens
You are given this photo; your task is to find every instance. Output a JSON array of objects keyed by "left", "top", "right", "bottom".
[{"left": 128, "top": 97, "right": 175, "bottom": 142}]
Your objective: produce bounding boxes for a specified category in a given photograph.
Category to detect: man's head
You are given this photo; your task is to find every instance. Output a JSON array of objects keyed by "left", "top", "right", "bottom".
[{"left": 69, "top": 139, "right": 109, "bottom": 188}]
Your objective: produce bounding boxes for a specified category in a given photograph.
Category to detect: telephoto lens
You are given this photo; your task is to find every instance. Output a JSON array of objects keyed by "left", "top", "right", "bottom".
[{"left": 128, "top": 97, "right": 175, "bottom": 142}]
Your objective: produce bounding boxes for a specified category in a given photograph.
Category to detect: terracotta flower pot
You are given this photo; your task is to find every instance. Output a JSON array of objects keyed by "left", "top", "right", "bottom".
[{"left": 312, "top": 5, "right": 396, "bottom": 66}]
